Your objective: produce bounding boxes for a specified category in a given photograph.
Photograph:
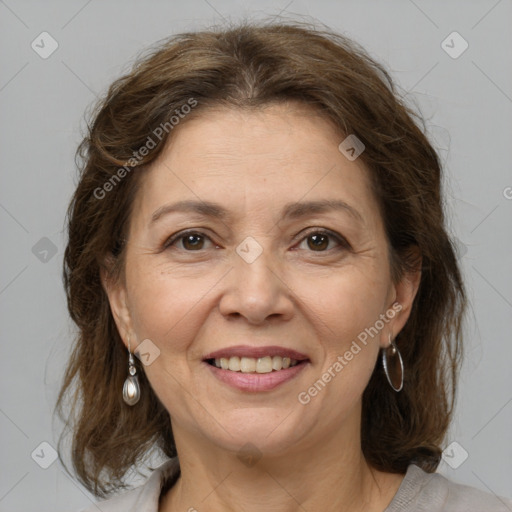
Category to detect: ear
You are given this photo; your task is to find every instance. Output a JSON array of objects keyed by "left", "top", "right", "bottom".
[
  {"left": 100, "top": 256, "right": 133, "bottom": 350},
  {"left": 380, "top": 246, "right": 422, "bottom": 347}
]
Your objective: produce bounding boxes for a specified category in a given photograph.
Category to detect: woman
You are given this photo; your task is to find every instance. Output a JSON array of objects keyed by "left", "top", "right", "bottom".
[{"left": 58, "top": 21, "right": 512, "bottom": 511}]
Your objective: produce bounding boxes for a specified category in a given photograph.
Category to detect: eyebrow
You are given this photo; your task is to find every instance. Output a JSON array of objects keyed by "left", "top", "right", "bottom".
[{"left": 150, "top": 199, "right": 363, "bottom": 225}]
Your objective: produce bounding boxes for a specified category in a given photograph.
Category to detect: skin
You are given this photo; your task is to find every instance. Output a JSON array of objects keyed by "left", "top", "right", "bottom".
[{"left": 103, "top": 102, "right": 421, "bottom": 512}]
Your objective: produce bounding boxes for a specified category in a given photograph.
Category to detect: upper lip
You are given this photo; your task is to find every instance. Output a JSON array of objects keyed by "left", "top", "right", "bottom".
[{"left": 203, "top": 345, "right": 309, "bottom": 361}]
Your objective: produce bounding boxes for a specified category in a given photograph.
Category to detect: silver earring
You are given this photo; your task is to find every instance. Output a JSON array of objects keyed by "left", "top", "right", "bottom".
[
  {"left": 122, "top": 337, "right": 140, "bottom": 406},
  {"left": 382, "top": 333, "right": 404, "bottom": 392}
]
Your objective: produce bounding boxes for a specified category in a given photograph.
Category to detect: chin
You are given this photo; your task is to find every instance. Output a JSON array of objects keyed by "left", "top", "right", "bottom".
[{"left": 198, "top": 407, "right": 311, "bottom": 456}]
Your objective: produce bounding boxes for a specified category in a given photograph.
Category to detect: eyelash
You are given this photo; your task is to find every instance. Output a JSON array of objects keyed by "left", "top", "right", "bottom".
[{"left": 163, "top": 228, "right": 351, "bottom": 253}]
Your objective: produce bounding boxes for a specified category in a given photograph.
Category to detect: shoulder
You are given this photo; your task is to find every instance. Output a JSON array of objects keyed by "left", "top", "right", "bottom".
[
  {"left": 77, "top": 458, "right": 180, "bottom": 512},
  {"left": 386, "top": 464, "right": 512, "bottom": 512}
]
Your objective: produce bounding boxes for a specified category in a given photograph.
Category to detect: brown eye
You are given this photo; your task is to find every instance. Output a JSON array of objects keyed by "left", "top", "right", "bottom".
[
  {"left": 164, "top": 230, "right": 213, "bottom": 251},
  {"left": 307, "top": 233, "right": 329, "bottom": 251},
  {"left": 296, "top": 229, "right": 350, "bottom": 253},
  {"left": 181, "top": 233, "right": 205, "bottom": 250}
]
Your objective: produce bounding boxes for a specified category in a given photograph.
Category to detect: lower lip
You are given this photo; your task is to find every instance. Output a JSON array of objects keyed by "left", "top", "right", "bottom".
[{"left": 204, "top": 360, "right": 309, "bottom": 392}]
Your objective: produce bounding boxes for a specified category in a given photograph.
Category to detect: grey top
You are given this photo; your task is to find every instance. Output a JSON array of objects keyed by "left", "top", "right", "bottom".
[{"left": 79, "top": 458, "right": 512, "bottom": 511}]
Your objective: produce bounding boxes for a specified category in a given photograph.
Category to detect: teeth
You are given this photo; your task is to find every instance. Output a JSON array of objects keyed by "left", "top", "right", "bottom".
[
  {"left": 213, "top": 355, "right": 300, "bottom": 373},
  {"left": 240, "top": 356, "right": 256, "bottom": 373},
  {"left": 228, "top": 356, "right": 241, "bottom": 372},
  {"left": 255, "top": 356, "right": 272, "bottom": 373}
]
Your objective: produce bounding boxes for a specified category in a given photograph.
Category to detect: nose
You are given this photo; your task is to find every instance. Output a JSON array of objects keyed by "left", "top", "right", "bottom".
[{"left": 218, "top": 245, "right": 295, "bottom": 325}]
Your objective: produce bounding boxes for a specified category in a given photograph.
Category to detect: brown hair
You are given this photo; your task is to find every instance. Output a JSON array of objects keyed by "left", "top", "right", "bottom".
[{"left": 57, "top": 19, "right": 466, "bottom": 497}]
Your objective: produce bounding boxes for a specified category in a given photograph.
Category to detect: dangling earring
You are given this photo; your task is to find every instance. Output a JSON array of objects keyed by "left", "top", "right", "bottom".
[
  {"left": 122, "top": 336, "right": 141, "bottom": 405},
  {"left": 382, "top": 333, "right": 404, "bottom": 392}
]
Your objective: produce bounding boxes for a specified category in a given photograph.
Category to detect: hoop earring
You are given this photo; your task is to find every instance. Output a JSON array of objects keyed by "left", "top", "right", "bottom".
[
  {"left": 122, "top": 336, "right": 141, "bottom": 406},
  {"left": 382, "top": 333, "right": 404, "bottom": 392}
]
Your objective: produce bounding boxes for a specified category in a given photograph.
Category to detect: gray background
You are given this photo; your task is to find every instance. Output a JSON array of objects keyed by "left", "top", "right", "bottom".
[{"left": 1, "top": 0, "right": 511, "bottom": 510}]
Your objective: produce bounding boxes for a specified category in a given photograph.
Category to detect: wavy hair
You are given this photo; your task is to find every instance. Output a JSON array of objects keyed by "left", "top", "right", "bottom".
[{"left": 57, "top": 20, "right": 466, "bottom": 497}]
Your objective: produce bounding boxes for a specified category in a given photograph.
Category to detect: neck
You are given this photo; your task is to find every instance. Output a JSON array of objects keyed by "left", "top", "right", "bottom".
[{"left": 160, "top": 405, "right": 403, "bottom": 512}]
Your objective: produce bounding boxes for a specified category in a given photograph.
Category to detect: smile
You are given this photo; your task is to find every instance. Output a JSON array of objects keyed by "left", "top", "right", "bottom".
[
  {"left": 207, "top": 355, "right": 300, "bottom": 373},
  {"left": 204, "top": 359, "right": 309, "bottom": 392}
]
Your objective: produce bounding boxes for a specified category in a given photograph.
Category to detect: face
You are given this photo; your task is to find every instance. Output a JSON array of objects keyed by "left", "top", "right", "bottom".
[{"left": 106, "top": 103, "right": 419, "bottom": 457}]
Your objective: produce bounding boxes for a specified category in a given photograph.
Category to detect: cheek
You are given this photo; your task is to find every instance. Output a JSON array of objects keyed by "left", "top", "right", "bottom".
[
  {"left": 305, "top": 264, "right": 390, "bottom": 344},
  {"left": 125, "top": 264, "right": 214, "bottom": 413},
  {"left": 126, "top": 261, "right": 217, "bottom": 351},
  {"left": 295, "top": 262, "right": 390, "bottom": 405}
]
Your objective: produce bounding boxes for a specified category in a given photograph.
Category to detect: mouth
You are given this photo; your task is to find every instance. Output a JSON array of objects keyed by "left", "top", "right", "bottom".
[
  {"left": 205, "top": 355, "right": 303, "bottom": 373},
  {"left": 202, "top": 345, "right": 310, "bottom": 374},
  {"left": 202, "top": 345, "right": 310, "bottom": 391}
]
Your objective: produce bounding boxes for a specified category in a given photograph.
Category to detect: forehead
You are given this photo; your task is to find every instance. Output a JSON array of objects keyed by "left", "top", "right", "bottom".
[{"left": 132, "top": 103, "right": 378, "bottom": 225}]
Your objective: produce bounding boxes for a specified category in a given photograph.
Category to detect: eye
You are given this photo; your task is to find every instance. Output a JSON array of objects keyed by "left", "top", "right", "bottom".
[
  {"left": 296, "top": 229, "right": 350, "bottom": 252},
  {"left": 163, "top": 228, "right": 349, "bottom": 253},
  {"left": 164, "top": 230, "right": 215, "bottom": 251}
]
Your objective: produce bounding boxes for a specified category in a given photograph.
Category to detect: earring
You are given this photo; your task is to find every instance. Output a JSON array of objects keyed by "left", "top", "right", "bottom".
[
  {"left": 122, "top": 336, "right": 141, "bottom": 406},
  {"left": 382, "top": 333, "right": 404, "bottom": 392}
]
